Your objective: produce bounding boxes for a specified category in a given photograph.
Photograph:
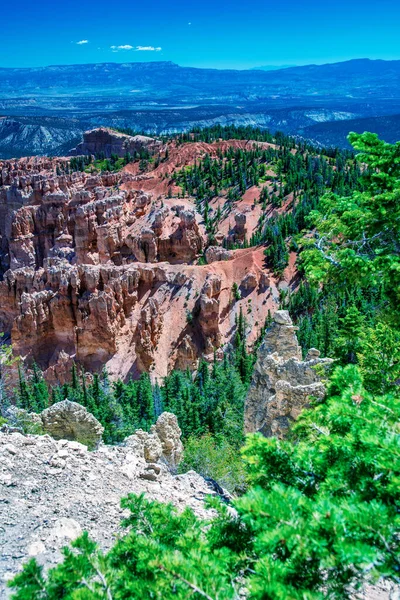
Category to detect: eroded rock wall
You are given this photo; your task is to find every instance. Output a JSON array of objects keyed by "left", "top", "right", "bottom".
[{"left": 0, "top": 137, "right": 283, "bottom": 382}]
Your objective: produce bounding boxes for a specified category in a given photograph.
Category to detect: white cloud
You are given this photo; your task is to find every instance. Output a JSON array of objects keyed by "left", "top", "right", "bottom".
[
  {"left": 76, "top": 40, "right": 89, "bottom": 45},
  {"left": 110, "top": 44, "right": 135, "bottom": 51},
  {"left": 135, "top": 46, "right": 162, "bottom": 52},
  {"left": 110, "top": 44, "right": 162, "bottom": 52}
]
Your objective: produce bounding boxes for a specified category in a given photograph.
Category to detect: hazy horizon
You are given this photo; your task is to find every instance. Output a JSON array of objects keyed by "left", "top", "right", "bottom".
[{"left": 1, "top": 56, "right": 399, "bottom": 71}]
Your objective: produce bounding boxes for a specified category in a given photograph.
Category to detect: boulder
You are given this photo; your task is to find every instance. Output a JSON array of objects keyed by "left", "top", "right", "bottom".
[
  {"left": 273, "top": 309, "right": 293, "bottom": 326},
  {"left": 152, "top": 412, "right": 184, "bottom": 469},
  {"left": 234, "top": 212, "right": 247, "bottom": 240},
  {"left": 202, "top": 273, "right": 222, "bottom": 298},
  {"left": 40, "top": 400, "right": 104, "bottom": 449},
  {"left": 205, "top": 246, "right": 232, "bottom": 264},
  {"left": 241, "top": 271, "right": 258, "bottom": 290},
  {"left": 259, "top": 272, "right": 270, "bottom": 290}
]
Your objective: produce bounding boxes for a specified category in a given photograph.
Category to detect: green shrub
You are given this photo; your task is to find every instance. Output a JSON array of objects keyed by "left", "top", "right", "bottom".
[{"left": 179, "top": 433, "right": 247, "bottom": 494}]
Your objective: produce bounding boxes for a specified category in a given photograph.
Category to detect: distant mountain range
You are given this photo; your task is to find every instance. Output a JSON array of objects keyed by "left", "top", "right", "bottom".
[
  {"left": 0, "top": 116, "right": 85, "bottom": 159},
  {"left": 0, "top": 58, "right": 399, "bottom": 157},
  {"left": 251, "top": 65, "right": 297, "bottom": 71},
  {"left": 1, "top": 58, "right": 400, "bottom": 99}
]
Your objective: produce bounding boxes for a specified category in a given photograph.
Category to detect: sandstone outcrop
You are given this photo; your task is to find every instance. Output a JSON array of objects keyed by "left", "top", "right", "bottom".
[
  {"left": 241, "top": 271, "right": 258, "bottom": 291},
  {"left": 153, "top": 411, "right": 184, "bottom": 469},
  {"left": 259, "top": 271, "right": 270, "bottom": 290},
  {"left": 124, "top": 412, "right": 183, "bottom": 472},
  {"left": 0, "top": 157, "right": 203, "bottom": 274},
  {"left": 40, "top": 400, "right": 104, "bottom": 449},
  {"left": 205, "top": 246, "right": 233, "bottom": 264},
  {"left": 245, "top": 310, "right": 333, "bottom": 438},
  {"left": 3, "top": 401, "right": 104, "bottom": 448},
  {"left": 234, "top": 212, "right": 247, "bottom": 241},
  {"left": 198, "top": 274, "right": 222, "bottom": 351},
  {"left": 69, "top": 128, "right": 162, "bottom": 158},
  {"left": 175, "top": 334, "right": 198, "bottom": 371},
  {"left": 0, "top": 152, "right": 206, "bottom": 377},
  {"left": 157, "top": 208, "right": 203, "bottom": 263},
  {"left": 135, "top": 297, "right": 163, "bottom": 371}
]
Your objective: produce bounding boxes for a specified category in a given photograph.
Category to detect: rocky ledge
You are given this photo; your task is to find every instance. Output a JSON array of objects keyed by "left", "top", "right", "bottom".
[{"left": 0, "top": 412, "right": 213, "bottom": 595}]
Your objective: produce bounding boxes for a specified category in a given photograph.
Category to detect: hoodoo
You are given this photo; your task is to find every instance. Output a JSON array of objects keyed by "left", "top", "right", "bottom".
[{"left": 245, "top": 310, "right": 333, "bottom": 438}]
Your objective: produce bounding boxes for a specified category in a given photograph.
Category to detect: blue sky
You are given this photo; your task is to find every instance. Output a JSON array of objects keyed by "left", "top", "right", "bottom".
[{"left": 1, "top": 0, "right": 399, "bottom": 69}]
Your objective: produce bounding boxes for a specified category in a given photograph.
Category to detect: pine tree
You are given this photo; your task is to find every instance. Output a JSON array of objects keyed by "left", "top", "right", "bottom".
[{"left": 138, "top": 373, "right": 154, "bottom": 430}]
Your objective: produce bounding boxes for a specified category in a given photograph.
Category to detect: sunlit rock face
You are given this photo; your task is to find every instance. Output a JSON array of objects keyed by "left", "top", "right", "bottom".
[{"left": 245, "top": 310, "right": 333, "bottom": 438}]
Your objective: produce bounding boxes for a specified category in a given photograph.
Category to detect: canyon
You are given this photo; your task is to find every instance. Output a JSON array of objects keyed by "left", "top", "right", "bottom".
[
  {"left": 0, "top": 128, "right": 288, "bottom": 384},
  {"left": 1, "top": 124, "right": 398, "bottom": 600}
]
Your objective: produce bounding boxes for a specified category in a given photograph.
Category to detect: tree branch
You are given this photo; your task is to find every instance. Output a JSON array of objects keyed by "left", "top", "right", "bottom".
[{"left": 157, "top": 564, "right": 217, "bottom": 600}]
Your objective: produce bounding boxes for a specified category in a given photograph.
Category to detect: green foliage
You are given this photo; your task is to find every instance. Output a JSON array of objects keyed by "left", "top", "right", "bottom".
[
  {"left": 173, "top": 146, "right": 276, "bottom": 206},
  {"left": 15, "top": 354, "right": 247, "bottom": 447},
  {"left": 177, "top": 124, "right": 275, "bottom": 144},
  {"left": 285, "top": 131, "right": 400, "bottom": 408},
  {"left": 302, "top": 132, "right": 400, "bottom": 310},
  {"left": 10, "top": 365, "right": 400, "bottom": 599},
  {"left": 17, "top": 363, "right": 49, "bottom": 413},
  {"left": 233, "top": 307, "right": 254, "bottom": 384},
  {"left": 68, "top": 145, "right": 152, "bottom": 174},
  {"left": 68, "top": 154, "right": 93, "bottom": 172},
  {"left": 0, "top": 333, "right": 14, "bottom": 410},
  {"left": 285, "top": 280, "right": 387, "bottom": 360},
  {"left": 231, "top": 282, "right": 241, "bottom": 302},
  {"left": 239, "top": 364, "right": 400, "bottom": 597},
  {"left": 162, "top": 357, "right": 247, "bottom": 444},
  {"left": 180, "top": 433, "right": 247, "bottom": 494},
  {"left": 10, "top": 495, "right": 242, "bottom": 600},
  {"left": 263, "top": 227, "right": 289, "bottom": 276},
  {"left": 88, "top": 154, "right": 126, "bottom": 173},
  {"left": 174, "top": 128, "right": 359, "bottom": 272},
  {"left": 358, "top": 322, "right": 400, "bottom": 394}
]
